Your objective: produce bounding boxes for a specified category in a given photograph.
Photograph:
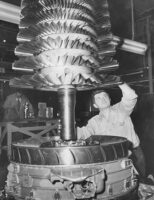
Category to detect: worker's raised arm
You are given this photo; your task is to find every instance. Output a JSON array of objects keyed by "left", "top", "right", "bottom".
[
  {"left": 77, "top": 118, "right": 96, "bottom": 140},
  {"left": 118, "top": 82, "right": 138, "bottom": 115}
]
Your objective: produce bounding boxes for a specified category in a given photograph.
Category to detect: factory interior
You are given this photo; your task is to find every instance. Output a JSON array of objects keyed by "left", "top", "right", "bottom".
[{"left": 0, "top": 0, "right": 154, "bottom": 199}]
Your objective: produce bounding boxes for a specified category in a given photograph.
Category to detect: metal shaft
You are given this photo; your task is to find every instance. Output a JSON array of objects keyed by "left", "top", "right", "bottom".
[{"left": 58, "top": 86, "right": 76, "bottom": 141}]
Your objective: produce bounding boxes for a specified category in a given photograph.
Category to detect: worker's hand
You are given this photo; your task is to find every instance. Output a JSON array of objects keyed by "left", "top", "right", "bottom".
[{"left": 111, "top": 75, "right": 124, "bottom": 85}]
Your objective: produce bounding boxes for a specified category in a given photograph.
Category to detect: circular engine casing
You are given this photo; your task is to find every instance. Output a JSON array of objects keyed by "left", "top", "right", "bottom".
[{"left": 6, "top": 136, "right": 138, "bottom": 200}]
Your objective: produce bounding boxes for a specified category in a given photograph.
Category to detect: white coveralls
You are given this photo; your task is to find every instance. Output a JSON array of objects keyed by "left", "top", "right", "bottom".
[{"left": 77, "top": 83, "right": 140, "bottom": 148}]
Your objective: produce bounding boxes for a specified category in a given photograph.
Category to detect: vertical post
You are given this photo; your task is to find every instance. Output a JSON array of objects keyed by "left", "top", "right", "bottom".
[
  {"left": 130, "top": 0, "right": 135, "bottom": 40},
  {"left": 7, "top": 123, "right": 12, "bottom": 159},
  {"left": 58, "top": 86, "right": 77, "bottom": 141},
  {"left": 146, "top": 16, "right": 153, "bottom": 94}
]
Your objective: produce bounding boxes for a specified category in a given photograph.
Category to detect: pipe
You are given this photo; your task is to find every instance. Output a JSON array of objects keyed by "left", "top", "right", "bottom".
[
  {"left": 112, "top": 36, "right": 147, "bottom": 55},
  {"left": 57, "top": 86, "right": 77, "bottom": 141},
  {"left": 119, "top": 69, "right": 144, "bottom": 76},
  {"left": 146, "top": 17, "right": 153, "bottom": 94},
  {"left": 0, "top": 1, "right": 20, "bottom": 24}
]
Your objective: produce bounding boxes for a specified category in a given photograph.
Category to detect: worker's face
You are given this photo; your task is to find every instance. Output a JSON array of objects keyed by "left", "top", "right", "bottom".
[
  {"left": 94, "top": 92, "right": 111, "bottom": 109},
  {"left": 16, "top": 92, "right": 22, "bottom": 98}
]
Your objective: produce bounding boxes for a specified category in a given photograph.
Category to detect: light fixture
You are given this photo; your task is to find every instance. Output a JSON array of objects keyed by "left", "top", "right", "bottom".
[
  {"left": 112, "top": 36, "right": 148, "bottom": 55},
  {"left": 0, "top": 1, "right": 20, "bottom": 24}
]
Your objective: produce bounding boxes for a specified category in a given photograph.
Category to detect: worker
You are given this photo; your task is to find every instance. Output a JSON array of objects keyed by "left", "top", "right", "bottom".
[
  {"left": 77, "top": 81, "right": 146, "bottom": 178},
  {"left": 3, "top": 90, "right": 34, "bottom": 121}
]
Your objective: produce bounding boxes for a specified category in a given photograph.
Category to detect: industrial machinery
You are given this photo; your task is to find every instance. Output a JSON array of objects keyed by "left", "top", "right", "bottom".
[
  {"left": 4, "top": 0, "right": 138, "bottom": 199},
  {"left": 6, "top": 135, "right": 138, "bottom": 200}
]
